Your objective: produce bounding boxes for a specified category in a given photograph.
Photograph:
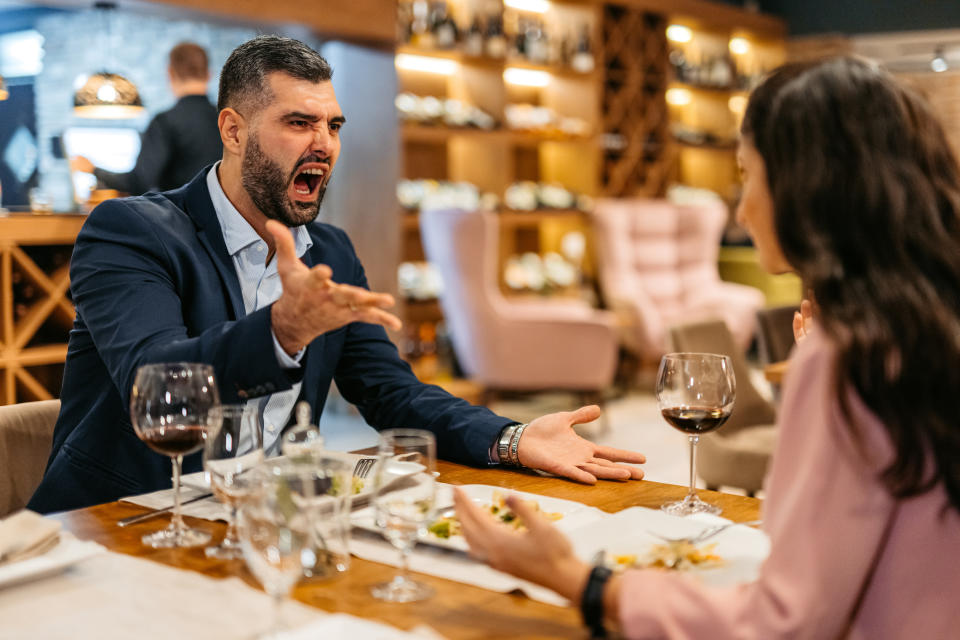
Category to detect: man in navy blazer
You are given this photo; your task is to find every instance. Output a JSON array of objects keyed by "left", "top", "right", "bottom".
[{"left": 29, "top": 36, "right": 645, "bottom": 513}]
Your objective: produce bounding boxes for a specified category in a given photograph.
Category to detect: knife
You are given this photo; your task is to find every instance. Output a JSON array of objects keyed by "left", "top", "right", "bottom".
[{"left": 116, "top": 492, "right": 214, "bottom": 527}]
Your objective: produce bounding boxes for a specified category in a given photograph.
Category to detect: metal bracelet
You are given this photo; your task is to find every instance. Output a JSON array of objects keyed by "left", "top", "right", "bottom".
[
  {"left": 508, "top": 423, "right": 529, "bottom": 467},
  {"left": 497, "top": 424, "right": 517, "bottom": 464}
]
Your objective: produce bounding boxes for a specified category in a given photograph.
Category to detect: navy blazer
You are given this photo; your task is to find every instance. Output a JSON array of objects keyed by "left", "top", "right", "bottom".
[{"left": 28, "top": 169, "right": 511, "bottom": 513}]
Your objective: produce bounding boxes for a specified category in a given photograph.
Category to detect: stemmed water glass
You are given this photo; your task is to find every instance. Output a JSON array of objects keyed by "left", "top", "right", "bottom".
[
  {"left": 238, "top": 466, "right": 311, "bottom": 639},
  {"left": 370, "top": 429, "right": 436, "bottom": 603},
  {"left": 130, "top": 362, "right": 220, "bottom": 548},
  {"left": 203, "top": 404, "right": 264, "bottom": 559},
  {"left": 656, "top": 352, "right": 736, "bottom": 516}
]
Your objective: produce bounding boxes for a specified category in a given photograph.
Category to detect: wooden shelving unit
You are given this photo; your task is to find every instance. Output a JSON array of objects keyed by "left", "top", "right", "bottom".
[{"left": 0, "top": 214, "right": 86, "bottom": 405}]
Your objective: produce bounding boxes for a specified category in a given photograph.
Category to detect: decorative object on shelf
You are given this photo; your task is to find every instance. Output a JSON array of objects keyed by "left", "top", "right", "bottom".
[
  {"left": 73, "top": 2, "right": 144, "bottom": 120},
  {"left": 397, "top": 179, "right": 494, "bottom": 211},
  {"left": 398, "top": 261, "right": 444, "bottom": 301},
  {"left": 503, "top": 251, "right": 578, "bottom": 294},
  {"left": 395, "top": 93, "right": 496, "bottom": 129},
  {"left": 503, "top": 103, "right": 589, "bottom": 136},
  {"left": 503, "top": 181, "right": 589, "bottom": 212}
]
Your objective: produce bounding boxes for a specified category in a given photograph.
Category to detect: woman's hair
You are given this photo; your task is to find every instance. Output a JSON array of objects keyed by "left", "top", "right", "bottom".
[{"left": 742, "top": 57, "right": 960, "bottom": 510}]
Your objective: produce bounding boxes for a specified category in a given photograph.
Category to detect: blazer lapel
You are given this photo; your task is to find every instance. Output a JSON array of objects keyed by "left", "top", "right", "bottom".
[{"left": 182, "top": 170, "right": 245, "bottom": 320}]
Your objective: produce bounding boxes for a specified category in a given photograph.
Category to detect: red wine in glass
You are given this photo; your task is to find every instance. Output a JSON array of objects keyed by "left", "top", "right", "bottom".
[
  {"left": 141, "top": 425, "right": 208, "bottom": 456},
  {"left": 660, "top": 407, "right": 731, "bottom": 435}
]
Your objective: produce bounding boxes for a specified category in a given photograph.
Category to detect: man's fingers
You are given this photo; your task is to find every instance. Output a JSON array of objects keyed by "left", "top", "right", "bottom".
[
  {"left": 554, "top": 463, "right": 597, "bottom": 485},
  {"left": 355, "top": 307, "right": 403, "bottom": 331},
  {"left": 454, "top": 488, "right": 496, "bottom": 558},
  {"left": 504, "top": 494, "right": 552, "bottom": 533},
  {"left": 580, "top": 462, "right": 632, "bottom": 481},
  {"left": 265, "top": 220, "right": 304, "bottom": 277},
  {"left": 593, "top": 445, "right": 646, "bottom": 464},
  {"left": 568, "top": 405, "right": 602, "bottom": 426}
]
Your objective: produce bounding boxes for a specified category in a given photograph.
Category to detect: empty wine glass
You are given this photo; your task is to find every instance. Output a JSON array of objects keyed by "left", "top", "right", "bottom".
[
  {"left": 656, "top": 352, "right": 736, "bottom": 516},
  {"left": 370, "top": 429, "right": 436, "bottom": 603},
  {"left": 238, "top": 466, "right": 311, "bottom": 639},
  {"left": 203, "top": 404, "right": 264, "bottom": 559},
  {"left": 130, "top": 362, "right": 220, "bottom": 548}
]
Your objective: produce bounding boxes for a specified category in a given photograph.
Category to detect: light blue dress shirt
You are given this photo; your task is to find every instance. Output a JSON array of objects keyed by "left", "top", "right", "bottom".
[{"left": 206, "top": 164, "right": 312, "bottom": 455}]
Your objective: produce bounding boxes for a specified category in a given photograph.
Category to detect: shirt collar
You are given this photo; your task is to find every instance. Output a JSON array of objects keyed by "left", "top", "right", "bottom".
[{"left": 206, "top": 163, "right": 313, "bottom": 259}]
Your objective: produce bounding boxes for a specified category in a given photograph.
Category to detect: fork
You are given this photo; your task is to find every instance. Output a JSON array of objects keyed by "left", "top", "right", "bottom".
[
  {"left": 352, "top": 457, "right": 376, "bottom": 479},
  {"left": 648, "top": 519, "right": 763, "bottom": 545}
]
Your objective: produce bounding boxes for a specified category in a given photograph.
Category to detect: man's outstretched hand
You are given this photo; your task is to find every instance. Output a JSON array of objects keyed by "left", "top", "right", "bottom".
[
  {"left": 517, "top": 405, "right": 646, "bottom": 484},
  {"left": 266, "top": 220, "right": 401, "bottom": 355}
]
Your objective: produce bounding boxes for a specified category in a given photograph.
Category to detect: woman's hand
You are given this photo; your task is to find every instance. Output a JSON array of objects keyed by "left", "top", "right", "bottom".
[
  {"left": 793, "top": 298, "right": 815, "bottom": 343},
  {"left": 453, "top": 488, "right": 590, "bottom": 603}
]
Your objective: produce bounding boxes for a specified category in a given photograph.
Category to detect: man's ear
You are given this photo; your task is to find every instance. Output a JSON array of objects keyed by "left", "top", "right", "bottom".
[{"left": 219, "top": 108, "right": 245, "bottom": 156}]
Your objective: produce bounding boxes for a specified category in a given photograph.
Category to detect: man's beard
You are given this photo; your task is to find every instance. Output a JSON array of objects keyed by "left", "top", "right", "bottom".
[{"left": 241, "top": 134, "right": 327, "bottom": 227}]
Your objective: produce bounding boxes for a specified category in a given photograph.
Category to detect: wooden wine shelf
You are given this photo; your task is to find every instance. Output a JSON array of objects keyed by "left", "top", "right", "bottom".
[
  {"left": 403, "top": 208, "right": 586, "bottom": 231},
  {"left": 401, "top": 123, "right": 596, "bottom": 147},
  {"left": 396, "top": 45, "right": 601, "bottom": 82},
  {"left": 0, "top": 214, "right": 87, "bottom": 405}
]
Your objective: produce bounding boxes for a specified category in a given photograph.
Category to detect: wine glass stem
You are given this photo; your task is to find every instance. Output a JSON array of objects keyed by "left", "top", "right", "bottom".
[
  {"left": 223, "top": 505, "right": 239, "bottom": 546},
  {"left": 687, "top": 435, "right": 699, "bottom": 499},
  {"left": 270, "top": 592, "right": 284, "bottom": 636},
  {"left": 170, "top": 454, "right": 185, "bottom": 534},
  {"left": 399, "top": 541, "right": 413, "bottom": 583}
]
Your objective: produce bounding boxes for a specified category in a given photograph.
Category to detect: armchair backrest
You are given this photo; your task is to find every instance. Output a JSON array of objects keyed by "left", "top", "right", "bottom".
[
  {"left": 419, "top": 208, "right": 501, "bottom": 379},
  {"left": 593, "top": 198, "right": 728, "bottom": 315}
]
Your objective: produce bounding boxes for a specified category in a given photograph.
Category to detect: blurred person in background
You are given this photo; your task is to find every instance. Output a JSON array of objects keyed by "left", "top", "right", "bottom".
[
  {"left": 70, "top": 41, "right": 222, "bottom": 194},
  {"left": 455, "top": 57, "right": 960, "bottom": 639}
]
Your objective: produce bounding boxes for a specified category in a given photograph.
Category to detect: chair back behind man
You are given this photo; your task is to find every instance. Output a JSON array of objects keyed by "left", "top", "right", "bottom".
[{"left": 0, "top": 400, "right": 59, "bottom": 517}]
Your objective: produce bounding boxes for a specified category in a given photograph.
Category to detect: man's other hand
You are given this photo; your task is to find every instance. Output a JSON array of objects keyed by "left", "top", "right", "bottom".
[
  {"left": 70, "top": 156, "right": 95, "bottom": 174},
  {"left": 517, "top": 405, "right": 646, "bottom": 484},
  {"left": 266, "top": 220, "right": 401, "bottom": 355}
]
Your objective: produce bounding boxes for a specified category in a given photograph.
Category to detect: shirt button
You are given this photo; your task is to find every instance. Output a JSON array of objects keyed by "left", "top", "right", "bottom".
[{"left": 266, "top": 423, "right": 276, "bottom": 433}]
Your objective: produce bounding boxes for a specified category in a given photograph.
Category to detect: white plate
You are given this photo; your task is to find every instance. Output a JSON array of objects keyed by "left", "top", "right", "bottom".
[
  {"left": 566, "top": 507, "right": 770, "bottom": 587},
  {"left": 352, "top": 484, "right": 604, "bottom": 553},
  {"left": 0, "top": 533, "right": 104, "bottom": 590}
]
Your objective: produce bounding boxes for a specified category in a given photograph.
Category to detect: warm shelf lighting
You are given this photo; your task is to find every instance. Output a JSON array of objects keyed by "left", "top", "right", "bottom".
[
  {"left": 666, "top": 25, "right": 692, "bottom": 44},
  {"left": 395, "top": 53, "right": 457, "bottom": 75},
  {"left": 504, "top": 67, "right": 550, "bottom": 87},
  {"left": 729, "top": 37, "right": 751, "bottom": 55},
  {"left": 504, "top": 0, "right": 550, "bottom": 13},
  {"left": 728, "top": 95, "right": 748, "bottom": 115},
  {"left": 665, "top": 88, "right": 691, "bottom": 106},
  {"left": 931, "top": 47, "right": 948, "bottom": 73},
  {"left": 0, "top": 75, "right": 8, "bottom": 101}
]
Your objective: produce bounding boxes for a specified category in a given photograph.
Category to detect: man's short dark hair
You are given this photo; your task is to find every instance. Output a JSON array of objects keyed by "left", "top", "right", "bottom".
[
  {"left": 168, "top": 42, "right": 209, "bottom": 81},
  {"left": 217, "top": 35, "right": 333, "bottom": 115}
]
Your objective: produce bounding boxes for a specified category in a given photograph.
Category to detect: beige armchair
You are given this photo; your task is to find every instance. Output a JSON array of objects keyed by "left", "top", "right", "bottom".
[
  {"left": 419, "top": 208, "right": 619, "bottom": 404},
  {"left": 593, "top": 199, "right": 765, "bottom": 362},
  {"left": 0, "top": 400, "right": 60, "bottom": 516},
  {"left": 669, "top": 321, "right": 776, "bottom": 495}
]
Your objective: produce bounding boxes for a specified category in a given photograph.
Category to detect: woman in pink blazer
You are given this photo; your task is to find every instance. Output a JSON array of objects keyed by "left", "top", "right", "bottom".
[{"left": 455, "top": 57, "right": 960, "bottom": 639}]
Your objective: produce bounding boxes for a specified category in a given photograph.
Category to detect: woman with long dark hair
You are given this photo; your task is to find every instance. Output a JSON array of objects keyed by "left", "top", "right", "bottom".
[{"left": 454, "top": 57, "right": 960, "bottom": 638}]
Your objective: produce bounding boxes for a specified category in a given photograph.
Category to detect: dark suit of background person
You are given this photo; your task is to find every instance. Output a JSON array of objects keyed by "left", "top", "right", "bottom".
[
  {"left": 71, "top": 42, "right": 222, "bottom": 194},
  {"left": 26, "top": 169, "right": 513, "bottom": 513}
]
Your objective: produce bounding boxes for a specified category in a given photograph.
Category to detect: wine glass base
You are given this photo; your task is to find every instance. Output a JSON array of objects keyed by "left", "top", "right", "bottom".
[
  {"left": 141, "top": 525, "right": 211, "bottom": 548},
  {"left": 205, "top": 538, "right": 243, "bottom": 559},
  {"left": 661, "top": 494, "right": 721, "bottom": 517},
  {"left": 370, "top": 575, "right": 435, "bottom": 603}
]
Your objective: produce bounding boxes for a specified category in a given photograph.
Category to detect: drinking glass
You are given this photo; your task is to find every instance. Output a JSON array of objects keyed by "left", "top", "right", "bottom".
[
  {"left": 656, "top": 353, "right": 736, "bottom": 516},
  {"left": 370, "top": 429, "right": 437, "bottom": 603},
  {"left": 238, "top": 468, "right": 311, "bottom": 639},
  {"left": 203, "top": 404, "right": 264, "bottom": 559},
  {"left": 130, "top": 362, "right": 220, "bottom": 548}
]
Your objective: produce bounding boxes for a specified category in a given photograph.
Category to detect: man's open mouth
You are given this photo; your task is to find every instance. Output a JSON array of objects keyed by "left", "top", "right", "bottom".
[{"left": 291, "top": 167, "right": 325, "bottom": 200}]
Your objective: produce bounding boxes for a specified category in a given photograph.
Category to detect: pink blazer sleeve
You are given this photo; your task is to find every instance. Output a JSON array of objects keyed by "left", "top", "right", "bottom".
[{"left": 618, "top": 332, "right": 898, "bottom": 639}]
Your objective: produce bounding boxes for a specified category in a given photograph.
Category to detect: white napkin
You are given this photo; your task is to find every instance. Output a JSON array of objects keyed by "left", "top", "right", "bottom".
[
  {"left": 0, "top": 510, "right": 62, "bottom": 565},
  {"left": 0, "top": 531, "right": 104, "bottom": 590}
]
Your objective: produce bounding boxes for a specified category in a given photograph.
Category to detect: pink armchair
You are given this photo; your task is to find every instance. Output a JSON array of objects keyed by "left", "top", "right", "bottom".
[
  {"left": 419, "top": 208, "right": 618, "bottom": 396},
  {"left": 593, "top": 198, "right": 764, "bottom": 361}
]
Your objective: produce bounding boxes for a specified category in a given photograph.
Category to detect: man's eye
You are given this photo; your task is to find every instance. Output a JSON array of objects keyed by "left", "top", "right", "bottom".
[
  {"left": 291, "top": 120, "right": 309, "bottom": 128},
  {"left": 330, "top": 123, "right": 342, "bottom": 132}
]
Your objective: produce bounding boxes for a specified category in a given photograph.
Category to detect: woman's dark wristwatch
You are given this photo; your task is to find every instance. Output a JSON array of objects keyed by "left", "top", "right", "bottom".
[{"left": 580, "top": 564, "right": 613, "bottom": 638}]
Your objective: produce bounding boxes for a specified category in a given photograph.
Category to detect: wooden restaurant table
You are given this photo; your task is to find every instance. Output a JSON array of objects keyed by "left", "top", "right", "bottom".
[{"left": 52, "top": 461, "right": 762, "bottom": 639}]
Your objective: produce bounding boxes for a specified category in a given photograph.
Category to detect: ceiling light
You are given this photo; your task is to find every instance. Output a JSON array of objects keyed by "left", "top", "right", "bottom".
[
  {"left": 395, "top": 53, "right": 457, "bottom": 75},
  {"left": 504, "top": 68, "right": 550, "bottom": 87},
  {"left": 931, "top": 47, "right": 948, "bottom": 73},
  {"left": 728, "top": 95, "right": 748, "bottom": 114},
  {"left": 729, "top": 37, "right": 751, "bottom": 55},
  {"left": 504, "top": 0, "right": 550, "bottom": 13},
  {"left": 74, "top": 71, "right": 144, "bottom": 118},
  {"left": 666, "top": 25, "right": 692, "bottom": 44},
  {"left": 666, "top": 88, "right": 691, "bottom": 106}
]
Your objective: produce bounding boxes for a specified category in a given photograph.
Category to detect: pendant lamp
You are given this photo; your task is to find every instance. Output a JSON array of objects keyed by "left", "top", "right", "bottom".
[{"left": 72, "top": 2, "right": 144, "bottom": 119}]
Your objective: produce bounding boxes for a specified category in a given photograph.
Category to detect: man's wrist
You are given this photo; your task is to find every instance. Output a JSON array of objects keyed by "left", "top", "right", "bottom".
[{"left": 270, "top": 302, "right": 303, "bottom": 356}]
